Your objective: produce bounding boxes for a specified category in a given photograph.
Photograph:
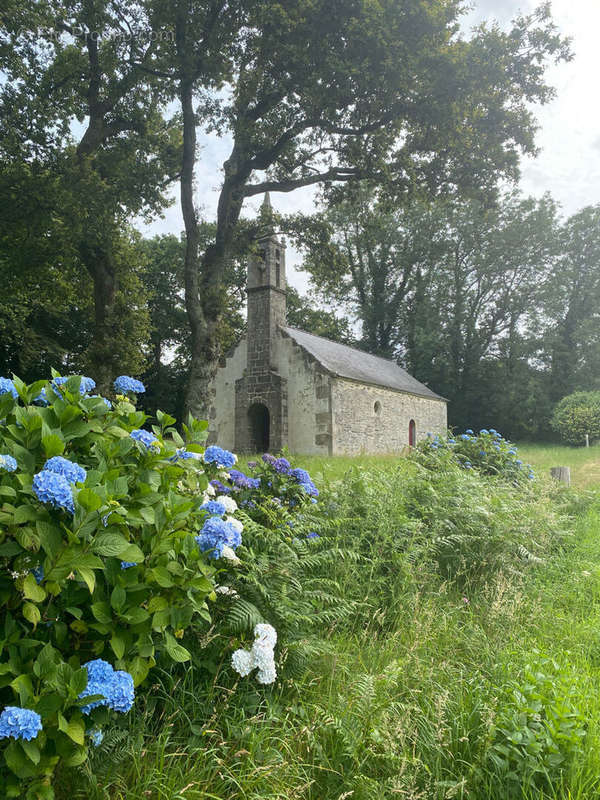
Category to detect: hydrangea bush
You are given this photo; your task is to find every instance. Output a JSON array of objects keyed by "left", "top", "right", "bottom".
[
  {"left": 0, "top": 373, "right": 249, "bottom": 798},
  {"left": 415, "top": 429, "right": 534, "bottom": 482}
]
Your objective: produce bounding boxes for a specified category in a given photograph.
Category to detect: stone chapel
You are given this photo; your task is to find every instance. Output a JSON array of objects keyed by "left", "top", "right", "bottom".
[{"left": 209, "top": 195, "right": 447, "bottom": 455}]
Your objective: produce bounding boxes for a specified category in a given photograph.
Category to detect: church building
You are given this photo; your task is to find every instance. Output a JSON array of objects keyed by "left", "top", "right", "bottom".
[{"left": 209, "top": 196, "right": 447, "bottom": 455}]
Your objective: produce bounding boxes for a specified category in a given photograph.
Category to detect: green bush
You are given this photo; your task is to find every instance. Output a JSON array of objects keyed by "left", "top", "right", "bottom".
[
  {"left": 551, "top": 391, "right": 600, "bottom": 444},
  {"left": 0, "top": 374, "right": 229, "bottom": 798}
]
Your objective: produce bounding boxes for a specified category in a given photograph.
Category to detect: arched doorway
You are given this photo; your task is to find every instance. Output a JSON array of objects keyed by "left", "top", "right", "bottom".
[
  {"left": 248, "top": 403, "right": 270, "bottom": 452},
  {"left": 408, "top": 419, "right": 416, "bottom": 447}
]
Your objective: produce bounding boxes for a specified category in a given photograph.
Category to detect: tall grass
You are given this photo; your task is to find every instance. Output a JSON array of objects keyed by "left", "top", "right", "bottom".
[{"left": 56, "top": 455, "right": 600, "bottom": 800}]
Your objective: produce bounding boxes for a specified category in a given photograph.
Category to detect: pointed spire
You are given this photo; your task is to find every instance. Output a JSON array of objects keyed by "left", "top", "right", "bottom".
[{"left": 258, "top": 191, "right": 275, "bottom": 237}]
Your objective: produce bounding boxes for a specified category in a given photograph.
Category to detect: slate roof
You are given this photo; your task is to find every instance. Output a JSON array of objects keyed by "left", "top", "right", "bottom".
[{"left": 281, "top": 326, "right": 446, "bottom": 401}]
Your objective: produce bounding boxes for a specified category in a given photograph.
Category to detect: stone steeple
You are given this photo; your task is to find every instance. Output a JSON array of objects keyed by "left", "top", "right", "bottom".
[{"left": 234, "top": 194, "right": 288, "bottom": 452}]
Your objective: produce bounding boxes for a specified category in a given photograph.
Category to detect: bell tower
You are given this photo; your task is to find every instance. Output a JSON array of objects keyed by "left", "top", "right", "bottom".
[{"left": 235, "top": 194, "right": 288, "bottom": 452}]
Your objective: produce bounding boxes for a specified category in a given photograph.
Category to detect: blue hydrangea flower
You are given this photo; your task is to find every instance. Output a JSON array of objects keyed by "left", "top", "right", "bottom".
[
  {"left": 114, "top": 375, "right": 146, "bottom": 394},
  {"left": 32, "top": 470, "right": 75, "bottom": 514},
  {"left": 228, "top": 469, "right": 260, "bottom": 490},
  {"left": 479, "top": 429, "right": 489, "bottom": 435},
  {"left": 31, "top": 565, "right": 44, "bottom": 584},
  {"left": 195, "top": 517, "right": 242, "bottom": 559},
  {"left": 210, "top": 479, "right": 230, "bottom": 495},
  {"left": 508, "top": 449, "right": 517, "bottom": 455},
  {"left": 273, "top": 457, "right": 291, "bottom": 474},
  {"left": 203, "top": 446, "right": 237, "bottom": 468},
  {"left": 34, "top": 387, "right": 49, "bottom": 406},
  {"left": 201, "top": 500, "right": 227, "bottom": 516},
  {"left": 43, "top": 456, "right": 86, "bottom": 485},
  {"left": 53, "top": 376, "right": 96, "bottom": 395},
  {"left": 89, "top": 728, "right": 104, "bottom": 747},
  {"left": 89, "top": 395, "right": 112, "bottom": 409},
  {"left": 306, "top": 532, "right": 320, "bottom": 540},
  {"left": 516, "top": 459, "right": 522, "bottom": 467},
  {"left": 173, "top": 448, "right": 201, "bottom": 461},
  {"left": 0, "top": 378, "right": 17, "bottom": 399},
  {"left": 79, "top": 659, "right": 135, "bottom": 714},
  {"left": 0, "top": 707, "right": 42, "bottom": 741},
  {"left": 130, "top": 429, "right": 159, "bottom": 449},
  {"left": 289, "top": 468, "right": 319, "bottom": 497},
  {"left": 0, "top": 454, "right": 17, "bottom": 472},
  {"left": 464, "top": 462, "right": 472, "bottom": 469},
  {"left": 120, "top": 561, "right": 137, "bottom": 569},
  {"left": 109, "top": 671, "right": 135, "bottom": 713},
  {"left": 262, "top": 453, "right": 276, "bottom": 464},
  {"left": 479, "top": 450, "right": 486, "bottom": 456},
  {"left": 460, "top": 434, "right": 471, "bottom": 441},
  {"left": 465, "top": 429, "right": 473, "bottom": 435}
]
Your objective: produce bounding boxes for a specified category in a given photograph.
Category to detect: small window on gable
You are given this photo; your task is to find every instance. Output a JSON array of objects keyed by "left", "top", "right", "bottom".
[{"left": 374, "top": 401, "right": 382, "bottom": 416}]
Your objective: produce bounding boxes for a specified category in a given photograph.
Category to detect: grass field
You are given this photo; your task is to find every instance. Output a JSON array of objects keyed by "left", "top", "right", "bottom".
[
  {"left": 239, "top": 442, "right": 600, "bottom": 489},
  {"left": 56, "top": 443, "right": 600, "bottom": 800}
]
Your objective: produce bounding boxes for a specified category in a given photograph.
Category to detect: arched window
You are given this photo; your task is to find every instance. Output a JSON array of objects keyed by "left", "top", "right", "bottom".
[
  {"left": 248, "top": 403, "right": 270, "bottom": 452},
  {"left": 408, "top": 419, "right": 416, "bottom": 447}
]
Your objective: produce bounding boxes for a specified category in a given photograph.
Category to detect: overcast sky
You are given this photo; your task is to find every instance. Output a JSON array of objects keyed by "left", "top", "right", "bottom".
[{"left": 139, "top": 0, "right": 600, "bottom": 292}]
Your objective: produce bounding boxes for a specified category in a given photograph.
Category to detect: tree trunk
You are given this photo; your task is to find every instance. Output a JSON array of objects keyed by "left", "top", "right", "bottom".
[{"left": 81, "top": 241, "right": 118, "bottom": 394}]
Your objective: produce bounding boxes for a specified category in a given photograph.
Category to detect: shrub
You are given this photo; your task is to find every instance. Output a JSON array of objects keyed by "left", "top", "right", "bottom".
[
  {"left": 414, "top": 428, "right": 534, "bottom": 482},
  {"left": 0, "top": 374, "right": 245, "bottom": 798},
  {"left": 551, "top": 391, "right": 600, "bottom": 444}
]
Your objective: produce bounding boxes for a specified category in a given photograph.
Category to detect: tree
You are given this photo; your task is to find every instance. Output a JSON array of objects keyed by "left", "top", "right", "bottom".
[
  {"left": 1, "top": 1, "right": 180, "bottom": 389},
  {"left": 286, "top": 286, "right": 355, "bottom": 346},
  {"left": 545, "top": 206, "right": 600, "bottom": 402},
  {"left": 299, "top": 189, "right": 561, "bottom": 436},
  {"left": 143, "top": 0, "right": 569, "bottom": 416}
]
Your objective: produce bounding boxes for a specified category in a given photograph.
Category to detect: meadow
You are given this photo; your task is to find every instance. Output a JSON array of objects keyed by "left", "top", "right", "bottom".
[{"left": 54, "top": 441, "right": 600, "bottom": 800}]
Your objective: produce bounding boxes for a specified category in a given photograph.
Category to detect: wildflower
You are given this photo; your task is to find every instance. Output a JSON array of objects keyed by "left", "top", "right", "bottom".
[
  {"left": 0, "top": 454, "right": 17, "bottom": 472},
  {"left": 203, "top": 446, "right": 237, "bottom": 469},
  {"left": 462, "top": 596, "right": 469, "bottom": 604},
  {"left": 0, "top": 707, "right": 42, "bottom": 741},
  {"left": 43, "top": 456, "right": 86, "bottom": 485},
  {"left": 54, "top": 376, "right": 96, "bottom": 395},
  {"left": 114, "top": 375, "right": 146, "bottom": 394},
  {"left": 0, "top": 378, "right": 18, "bottom": 399},
  {"left": 479, "top": 450, "right": 486, "bottom": 457},
  {"left": 201, "top": 500, "right": 227, "bottom": 516},
  {"left": 32, "top": 470, "right": 75, "bottom": 514},
  {"left": 306, "top": 531, "right": 320, "bottom": 540},
  {"left": 130, "top": 429, "right": 160, "bottom": 450},
  {"left": 215, "top": 585, "right": 238, "bottom": 597}
]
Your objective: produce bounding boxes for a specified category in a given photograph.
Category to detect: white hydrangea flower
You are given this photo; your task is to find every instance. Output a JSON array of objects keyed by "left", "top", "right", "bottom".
[
  {"left": 231, "top": 648, "right": 254, "bottom": 677},
  {"left": 256, "top": 664, "right": 277, "bottom": 685},
  {"left": 226, "top": 516, "right": 243, "bottom": 535},
  {"left": 254, "top": 623, "right": 277, "bottom": 649},
  {"left": 252, "top": 643, "right": 275, "bottom": 672},
  {"left": 215, "top": 585, "right": 238, "bottom": 596},
  {"left": 218, "top": 495, "right": 238, "bottom": 513},
  {"left": 220, "top": 546, "right": 241, "bottom": 564},
  {"left": 205, "top": 482, "right": 216, "bottom": 497}
]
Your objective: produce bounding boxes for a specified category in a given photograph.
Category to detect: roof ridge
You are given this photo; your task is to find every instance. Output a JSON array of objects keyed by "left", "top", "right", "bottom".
[{"left": 282, "top": 325, "right": 407, "bottom": 370}]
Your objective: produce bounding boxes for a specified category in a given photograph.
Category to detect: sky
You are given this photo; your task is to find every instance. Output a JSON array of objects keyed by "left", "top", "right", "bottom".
[{"left": 139, "top": 0, "right": 600, "bottom": 293}]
